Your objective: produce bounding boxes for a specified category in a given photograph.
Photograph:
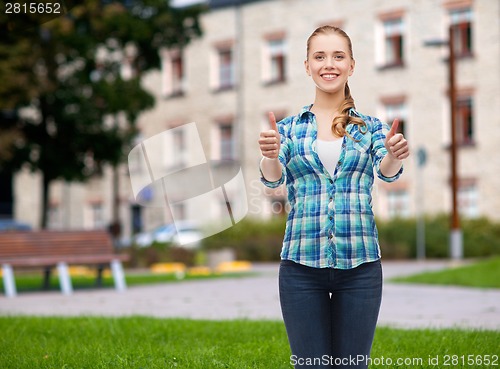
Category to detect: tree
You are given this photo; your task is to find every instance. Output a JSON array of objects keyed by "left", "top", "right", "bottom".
[{"left": 0, "top": 0, "right": 204, "bottom": 228}]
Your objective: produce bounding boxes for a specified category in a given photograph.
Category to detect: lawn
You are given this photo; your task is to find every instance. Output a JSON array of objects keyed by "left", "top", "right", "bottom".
[
  {"left": 0, "top": 317, "right": 498, "bottom": 369},
  {"left": 390, "top": 257, "right": 500, "bottom": 289}
]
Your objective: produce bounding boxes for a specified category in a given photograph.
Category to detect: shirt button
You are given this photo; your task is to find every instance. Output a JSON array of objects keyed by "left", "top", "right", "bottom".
[
  {"left": 329, "top": 216, "right": 333, "bottom": 220},
  {"left": 329, "top": 179, "right": 333, "bottom": 184}
]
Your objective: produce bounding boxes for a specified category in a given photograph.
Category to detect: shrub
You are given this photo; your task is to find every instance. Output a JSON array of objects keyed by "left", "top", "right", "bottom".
[
  {"left": 201, "top": 216, "right": 286, "bottom": 262},
  {"left": 201, "top": 214, "right": 500, "bottom": 262},
  {"left": 126, "top": 243, "right": 197, "bottom": 268},
  {"left": 377, "top": 214, "right": 500, "bottom": 259}
]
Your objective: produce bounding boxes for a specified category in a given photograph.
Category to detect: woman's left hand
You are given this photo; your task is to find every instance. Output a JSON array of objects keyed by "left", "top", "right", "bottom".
[{"left": 384, "top": 119, "right": 409, "bottom": 161}]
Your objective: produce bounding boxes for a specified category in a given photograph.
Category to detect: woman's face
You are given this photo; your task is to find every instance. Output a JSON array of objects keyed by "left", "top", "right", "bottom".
[{"left": 305, "top": 33, "right": 355, "bottom": 95}]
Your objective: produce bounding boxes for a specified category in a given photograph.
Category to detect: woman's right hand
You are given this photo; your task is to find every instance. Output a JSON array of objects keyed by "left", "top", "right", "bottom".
[{"left": 258, "top": 112, "right": 281, "bottom": 159}]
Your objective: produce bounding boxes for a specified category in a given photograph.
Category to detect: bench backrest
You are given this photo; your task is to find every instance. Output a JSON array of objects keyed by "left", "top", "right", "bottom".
[{"left": 0, "top": 230, "right": 115, "bottom": 260}]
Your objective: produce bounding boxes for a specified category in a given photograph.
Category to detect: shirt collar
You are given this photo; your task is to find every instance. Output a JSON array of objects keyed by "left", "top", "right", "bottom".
[
  {"left": 298, "top": 105, "right": 361, "bottom": 119},
  {"left": 298, "top": 104, "right": 313, "bottom": 119}
]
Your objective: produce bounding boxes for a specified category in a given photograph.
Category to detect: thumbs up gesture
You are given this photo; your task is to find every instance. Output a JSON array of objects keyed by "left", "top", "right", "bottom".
[
  {"left": 384, "top": 119, "right": 409, "bottom": 161},
  {"left": 259, "top": 112, "right": 281, "bottom": 160}
]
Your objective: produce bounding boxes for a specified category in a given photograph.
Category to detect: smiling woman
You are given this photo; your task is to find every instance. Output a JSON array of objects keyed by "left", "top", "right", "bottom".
[{"left": 258, "top": 25, "right": 409, "bottom": 369}]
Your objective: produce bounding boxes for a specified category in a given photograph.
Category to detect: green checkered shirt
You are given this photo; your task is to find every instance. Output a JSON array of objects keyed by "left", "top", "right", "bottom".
[{"left": 261, "top": 106, "right": 403, "bottom": 269}]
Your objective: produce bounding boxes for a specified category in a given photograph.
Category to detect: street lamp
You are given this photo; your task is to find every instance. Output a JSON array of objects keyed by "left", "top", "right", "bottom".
[{"left": 424, "top": 26, "right": 463, "bottom": 260}]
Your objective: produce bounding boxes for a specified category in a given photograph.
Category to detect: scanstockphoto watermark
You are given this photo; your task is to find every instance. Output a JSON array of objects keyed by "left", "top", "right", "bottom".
[
  {"left": 128, "top": 122, "right": 248, "bottom": 245},
  {"left": 290, "top": 354, "right": 499, "bottom": 367},
  {"left": 290, "top": 355, "right": 426, "bottom": 367},
  {"left": 128, "top": 122, "right": 389, "bottom": 243},
  {"left": 247, "top": 178, "right": 384, "bottom": 217}
]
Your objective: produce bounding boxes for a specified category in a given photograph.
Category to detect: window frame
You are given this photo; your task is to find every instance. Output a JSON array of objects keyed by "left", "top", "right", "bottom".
[
  {"left": 161, "top": 48, "right": 185, "bottom": 99},
  {"left": 216, "top": 47, "right": 235, "bottom": 91},
  {"left": 449, "top": 7, "right": 473, "bottom": 58},
  {"left": 377, "top": 11, "right": 406, "bottom": 70},
  {"left": 263, "top": 36, "right": 287, "bottom": 85}
]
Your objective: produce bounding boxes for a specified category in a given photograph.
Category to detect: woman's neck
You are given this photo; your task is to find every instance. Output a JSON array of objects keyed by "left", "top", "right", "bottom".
[{"left": 311, "top": 88, "right": 345, "bottom": 115}]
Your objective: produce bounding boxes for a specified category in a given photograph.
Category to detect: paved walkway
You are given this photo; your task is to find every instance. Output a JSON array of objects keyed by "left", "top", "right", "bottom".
[{"left": 1, "top": 261, "right": 499, "bottom": 330}]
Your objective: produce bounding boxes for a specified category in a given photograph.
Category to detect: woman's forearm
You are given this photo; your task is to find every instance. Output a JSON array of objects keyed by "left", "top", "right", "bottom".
[
  {"left": 380, "top": 154, "right": 403, "bottom": 178},
  {"left": 260, "top": 157, "right": 283, "bottom": 182}
]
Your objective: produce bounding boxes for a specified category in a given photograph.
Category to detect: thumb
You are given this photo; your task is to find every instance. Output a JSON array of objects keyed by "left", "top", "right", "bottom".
[
  {"left": 269, "top": 112, "right": 278, "bottom": 133},
  {"left": 387, "top": 119, "right": 399, "bottom": 138}
]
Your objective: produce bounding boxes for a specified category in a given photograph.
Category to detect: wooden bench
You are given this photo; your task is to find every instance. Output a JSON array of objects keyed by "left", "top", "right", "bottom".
[{"left": 0, "top": 230, "right": 129, "bottom": 297}]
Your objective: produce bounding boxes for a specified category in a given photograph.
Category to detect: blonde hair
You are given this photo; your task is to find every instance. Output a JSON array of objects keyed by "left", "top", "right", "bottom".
[{"left": 306, "top": 25, "right": 367, "bottom": 139}]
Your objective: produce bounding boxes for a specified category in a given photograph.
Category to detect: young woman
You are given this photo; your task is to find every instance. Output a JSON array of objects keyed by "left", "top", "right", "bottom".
[{"left": 258, "top": 26, "right": 409, "bottom": 368}]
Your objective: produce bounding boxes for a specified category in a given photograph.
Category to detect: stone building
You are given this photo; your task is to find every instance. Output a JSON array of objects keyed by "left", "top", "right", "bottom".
[{"left": 12, "top": 0, "right": 500, "bottom": 240}]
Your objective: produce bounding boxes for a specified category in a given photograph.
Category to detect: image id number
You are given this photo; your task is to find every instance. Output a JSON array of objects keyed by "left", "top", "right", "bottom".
[
  {"left": 443, "top": 355, "right": 499, "bottom": 366},
  {"left": 5, "top": 2, "right": 62, "bottom": 14}
]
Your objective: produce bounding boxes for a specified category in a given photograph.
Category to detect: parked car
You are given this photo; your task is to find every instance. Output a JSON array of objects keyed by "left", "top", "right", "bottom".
[
  {"left": 0, "top": 219, "right": 32, "bottom": 232},
  {"left": 132, "top": 220, "right": 202, "bottom": 249}
]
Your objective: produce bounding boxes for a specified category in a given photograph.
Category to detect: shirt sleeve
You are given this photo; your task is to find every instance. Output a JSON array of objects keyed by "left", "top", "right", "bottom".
[
  {"left": 260, "top": 117, "right": 292, "bottom": 188},
  {"left": 370, "top": 117, "right": 403, "bottom": 183}
]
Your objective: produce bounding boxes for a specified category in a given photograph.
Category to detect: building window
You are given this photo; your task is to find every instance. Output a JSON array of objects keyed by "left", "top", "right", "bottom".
[
  {"left": 264, "top": 37, "right": 287, "bottom": 84},
  {"left": 170, "top": 53, "right": 184, "bottom": 96},
  {"left": 458, "top": 181, "right": 478, "bottom": 218},
  {"left": 48, "top": 204, "right": 61, "bottom": 229},
  {"left": 217, "top": 48, "right": 235, "bottom": 90},
  {"left": 171, "top": 202, "right": 186, "bottom": 221},
  {"left": 387, "top": 190, "right": 410, "bottom": 218},
  {"left": 219, "top": 123, "right": 235, "bottom": 160},
  {"left": 456, "top": 95, "right": 474, "bottom": 145},
  {"left": 161, "top": 49, "right": 185, "bottom": 98},
  {"left": 383, "top": 98, "right": 407, "bottom": 137},
  {"left": 450, "top": 7, "right": 473, "bottom": 57},
  {"left": 172, "top": 129, "right": 186, "bottom": 166},
  {"left": 91, "top": 203, "right": 105, "bottom": 229},
  {"left": 173, "top": 129, "right": 186, "bottom": 155},
  {"left": 383, "top": 18, "right": 404, "bottom": 67}
]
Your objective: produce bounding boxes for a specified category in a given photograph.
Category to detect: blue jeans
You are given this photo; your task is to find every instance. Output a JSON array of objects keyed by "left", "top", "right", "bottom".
[{"left": 279, "top": 259, "right": 383, "bottom": 369}]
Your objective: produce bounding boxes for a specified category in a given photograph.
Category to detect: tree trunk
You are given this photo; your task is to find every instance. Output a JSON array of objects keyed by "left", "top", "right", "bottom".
[{"left": 41, "top": 172, "right": 50, "bottom": 229}]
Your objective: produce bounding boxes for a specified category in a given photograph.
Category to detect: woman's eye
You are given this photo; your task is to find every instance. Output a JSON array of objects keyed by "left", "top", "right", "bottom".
[
  {"left": 335, "top": 55, "right": 344, "bottom": 60},
  {"left": 316, "top": 55, "right": 324, "bottom": 60}
]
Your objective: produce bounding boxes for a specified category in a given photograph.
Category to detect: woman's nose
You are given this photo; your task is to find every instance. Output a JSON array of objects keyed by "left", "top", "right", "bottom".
[{"left": 325, "top": 57, "right": 334, "bottom": 67}]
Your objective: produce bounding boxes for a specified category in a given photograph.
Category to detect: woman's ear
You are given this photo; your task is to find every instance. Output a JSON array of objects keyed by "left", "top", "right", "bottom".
[
  {"left": 349, "top": 59, "right": 355, "bottom": 76},
  {"left": 304, "top": 60, "right": 311, "bottom": 76}
]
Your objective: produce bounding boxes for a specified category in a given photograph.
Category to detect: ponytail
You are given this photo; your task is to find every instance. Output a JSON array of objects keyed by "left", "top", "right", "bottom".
[{"left": 331, "top": 83, "right": 367, "bottom": 141}]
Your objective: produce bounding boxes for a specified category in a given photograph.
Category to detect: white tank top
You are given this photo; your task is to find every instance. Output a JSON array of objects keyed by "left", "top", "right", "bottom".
[{"left": 317, "top": 139, "right": 343, "bottom": 177}]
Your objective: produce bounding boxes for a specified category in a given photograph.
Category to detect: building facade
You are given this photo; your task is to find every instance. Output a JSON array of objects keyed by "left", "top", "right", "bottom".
[{"left": 13, "top": 0, "right": 500, "bottom": 239}]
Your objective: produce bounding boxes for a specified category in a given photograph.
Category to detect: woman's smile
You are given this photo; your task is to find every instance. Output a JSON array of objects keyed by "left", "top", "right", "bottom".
[{"left": 320, "top": 73, "right": 339, "bottom": 81}]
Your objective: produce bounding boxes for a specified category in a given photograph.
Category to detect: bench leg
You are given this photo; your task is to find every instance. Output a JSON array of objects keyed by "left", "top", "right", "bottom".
[
  {"left": 57, "top": 262, "right": 73, "bottom": 295},
  {"left": 43, "top": 267, "right": 52, "bottom": 290},
  {"left": 110, "top": 259, "right": 126, "bottom": 292},
  {"left": 96, "top": 265, "right": 104, "bottom": 287},
  {"left": 2, "top": 264, "right": 17, "bottom": 297}
]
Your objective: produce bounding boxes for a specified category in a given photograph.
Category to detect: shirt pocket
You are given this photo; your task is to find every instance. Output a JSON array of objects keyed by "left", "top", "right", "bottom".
[
  {"left": 291, "top": 136, "right": 319, "bottom": 172},
  {"left": 350, "top": 130, "right": 372, "bottom": 153}
]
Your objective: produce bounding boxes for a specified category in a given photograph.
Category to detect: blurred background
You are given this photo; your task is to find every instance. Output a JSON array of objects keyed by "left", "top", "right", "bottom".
[{"left": 1, "top": 0, "right": 499, "bottom": 267}]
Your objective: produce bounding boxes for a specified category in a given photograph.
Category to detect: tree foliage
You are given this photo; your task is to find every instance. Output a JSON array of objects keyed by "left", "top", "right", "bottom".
[{"left": 0, "top": 0, "right": 205, "bottom": 227}]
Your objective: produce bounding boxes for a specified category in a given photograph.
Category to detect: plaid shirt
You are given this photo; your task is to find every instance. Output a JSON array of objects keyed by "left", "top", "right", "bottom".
[{"left": 261, "top": 105, "right": 403, "bottom": 269}]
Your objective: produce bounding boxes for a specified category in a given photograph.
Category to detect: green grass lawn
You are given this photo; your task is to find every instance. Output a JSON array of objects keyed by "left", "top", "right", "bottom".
[
  {"left": 391, "top": 257, "right": 500, "bottom": 289},
  {"left": 0, "top": 317, "right": 498, "bottom": 369}
]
